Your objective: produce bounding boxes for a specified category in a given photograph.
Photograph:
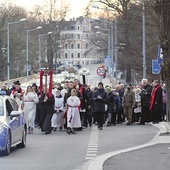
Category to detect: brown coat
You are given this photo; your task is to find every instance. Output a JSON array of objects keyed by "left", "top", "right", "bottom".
[{"left": 122, "top": 89, "right": 135, "bottom": 107}]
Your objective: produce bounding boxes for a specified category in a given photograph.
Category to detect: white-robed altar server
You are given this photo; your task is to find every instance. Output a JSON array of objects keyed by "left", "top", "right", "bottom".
[
  {"left": 66, "top": 89, "right": 81, "bottom": 134},
  {"left": 22, "top": 86, "right": 39, "bottom": 134},
  {"left": 51, "top": 90, "right": 65, "bottom": 131}
]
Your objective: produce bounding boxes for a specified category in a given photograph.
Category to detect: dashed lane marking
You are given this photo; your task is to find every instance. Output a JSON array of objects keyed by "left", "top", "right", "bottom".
[{"left": 85, "top": 126, "right": 99, "bottom": 160}]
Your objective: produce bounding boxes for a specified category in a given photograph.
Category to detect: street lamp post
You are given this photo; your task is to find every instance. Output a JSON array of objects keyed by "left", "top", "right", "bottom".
[
  {"left": 142, "top": 0, "right": 146, "bottom": 79},
  {"left": 114, "top": 17, "right": 118, "bottom": 85},
  {"left": 91, "top": 5, "right": 117, "bottom": 86},
  {"left": 38, "top": 32, "right": 52, "bottom": 69},
  {"left": 95, "top": 25, "right": 111, "bottom": 58},
  {"left": 26, "top": 26, "right": 42, "bottom": 78},
  {"left": 7, "top": 18, "right": 26, "bottom": 88}
]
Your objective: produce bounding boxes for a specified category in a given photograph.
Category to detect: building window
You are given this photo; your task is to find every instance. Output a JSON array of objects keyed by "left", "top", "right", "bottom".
[
  {"left": 71, "top": 43, "right": 74, "bottom": 49},
  {"left": 86, "top": 34, "right": 89, "bottom": 40},
  {"left": 78, "top": 26, "right": 80, "bottom": 30},
  {"left": 65, "top": 34, "right": 67, "bottom": 38},
  {"left": 71, "top": 34, "right": 74, "bottom": 40},
  {"left": 78, "top": 34, "right": 80, "bottom": 40},
  {"left": 65, "top": 43, "right": 68, "bottom": 49},
  {"left": 65, "top": 53, "right": 68, "bottom": 58},
  {"left": 71, "top": 53, "right": 74, "bottom": 58},
  {"left": 78, "top": 53, "right": 80, "bottom": 58},
  {"left": 86, "top": 43, "right": 89, "bottom": 49},
  {"left": 77, "top": 43, "right": 80, "bottom": 49}
]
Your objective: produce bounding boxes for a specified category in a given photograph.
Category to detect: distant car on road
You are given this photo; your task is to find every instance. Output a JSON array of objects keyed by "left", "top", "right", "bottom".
[
  {"left": 79, "top": 68, "right": 90, "bottom": 76},
  {"left": 61, "top": 71, "right": 70, "bottom": 79},
  {"left": 69, "top": 73, "right": 75, "bottom": 79},
  {"left": 53, "top": 74, "right": 66, "bottom": 84},
  {"left": 0, "top": 91, "right": 27, "bottom": 156}
]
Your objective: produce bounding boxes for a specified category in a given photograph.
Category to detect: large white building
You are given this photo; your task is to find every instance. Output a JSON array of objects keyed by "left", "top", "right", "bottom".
[{"left": 58, "top": 17, "right": 105, "bottom": 65}]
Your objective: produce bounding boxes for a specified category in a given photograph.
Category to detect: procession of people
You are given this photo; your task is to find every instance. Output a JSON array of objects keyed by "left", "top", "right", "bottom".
[{"left": 1, "top": 74, "right": 167, "bottom": 135}]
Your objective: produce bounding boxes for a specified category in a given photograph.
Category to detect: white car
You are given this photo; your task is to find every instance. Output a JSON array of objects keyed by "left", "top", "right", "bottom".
[
  {"left": 79, "top": 68, "right": 90, "bottom": 76},
  {"left": 69, "top": 73, "right": 75, "bottom": 79},
  {"left": 60, "top": 71, "right": 70, "bottom": 79},
  {"left": 53, "top": 74, "right": 66, "bottom": 84},
  {"left": 0, "top": 91, "right": 27, "bottom": 156}
]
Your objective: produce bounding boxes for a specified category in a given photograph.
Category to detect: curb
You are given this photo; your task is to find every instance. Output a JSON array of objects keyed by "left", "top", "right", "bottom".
[{"left": 81, "top": 122, "right": 169, "bottom": 170}]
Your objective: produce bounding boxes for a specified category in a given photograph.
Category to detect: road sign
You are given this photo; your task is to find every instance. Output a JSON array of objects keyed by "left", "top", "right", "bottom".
[
  {"left": 96, "top": 66, "right": 106, "bottom": 76},
  {"left": 24, "top": 64, "right": 31, "bottom": 71},
  {"left": 157, "top": 45, "right": 163, "bottom": 64},
  {"left": 152, "top": 60, "right": 161, "bottom": 74},
  {"left": 104, "top": 56, "right": 113, "bottom": 67}
]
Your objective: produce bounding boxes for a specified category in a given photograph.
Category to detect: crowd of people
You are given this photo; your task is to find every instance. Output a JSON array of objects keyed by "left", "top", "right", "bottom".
[{"left": 0, "top": 77, "right": 167, "bottom": 135}]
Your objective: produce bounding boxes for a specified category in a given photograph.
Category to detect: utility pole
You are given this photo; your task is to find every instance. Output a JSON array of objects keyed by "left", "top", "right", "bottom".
[{"left": 142, "top": 0, "right": 146, "bottom": 79}]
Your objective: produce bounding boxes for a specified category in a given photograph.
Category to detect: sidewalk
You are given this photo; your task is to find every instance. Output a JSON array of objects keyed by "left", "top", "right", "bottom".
[{"left": 82, "top": 122, "right": 170, "bottom": 170}]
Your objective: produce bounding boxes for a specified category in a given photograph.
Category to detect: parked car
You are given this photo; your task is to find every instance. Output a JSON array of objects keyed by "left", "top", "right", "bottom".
[
  {"left": 69, "top": 73, "right": 75, "bottom": 79},
  {"left": 60, "top": 71, "right": 70, "bottom": 79},
  {"left": 0, "top": 91, "right": 27, "bottom": 156},
  {"left": 79, "top": 68, "right": 90, "bottom": 76},
  {"left": 72, "top": 65, "right": 79, "bottom": 72}
]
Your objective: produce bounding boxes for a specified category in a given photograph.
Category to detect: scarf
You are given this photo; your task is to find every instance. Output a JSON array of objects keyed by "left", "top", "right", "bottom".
[{"left": 149, "top": 85, "right": 161, "bottom": 110}]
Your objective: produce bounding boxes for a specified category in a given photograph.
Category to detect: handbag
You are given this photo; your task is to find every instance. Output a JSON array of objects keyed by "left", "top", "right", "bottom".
[{"left": 105, "top": 104, "right": 108, "bottom": 112}]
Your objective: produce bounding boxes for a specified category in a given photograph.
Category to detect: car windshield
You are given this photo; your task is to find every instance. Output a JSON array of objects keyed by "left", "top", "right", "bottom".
[{"left": 0, "top": 99, "right": 4, "bottom": 116}]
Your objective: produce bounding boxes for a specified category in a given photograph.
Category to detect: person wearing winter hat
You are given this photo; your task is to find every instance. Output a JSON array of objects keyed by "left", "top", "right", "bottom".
[
  {"left": 93, "top": 82, "right": 108, "bottom": 130},
  {"left": 105, "top": 86, "right": 120, "bottom": 126},
  {"left": 11, "top": 80, "right": 24, "bottom": 109},
  {"left": 105, "top": 86, "right": 111, "bottom": 93}
]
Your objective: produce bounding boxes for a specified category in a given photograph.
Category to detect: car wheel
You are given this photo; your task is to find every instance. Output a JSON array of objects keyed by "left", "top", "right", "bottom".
[
  {"left": 17, "top": 128, "right": 26, "bottom": 148},
  {"left": 0, "top": 131, "right": 11, "bottom": 156}
]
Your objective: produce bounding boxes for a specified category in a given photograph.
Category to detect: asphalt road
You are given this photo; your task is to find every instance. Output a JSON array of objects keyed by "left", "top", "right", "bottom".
[
  {"left": 0, "top": 63, "right": 160, "bottom": 170},
  {"left": 0, "top": 123, "right": 158, "bottom": 170}
]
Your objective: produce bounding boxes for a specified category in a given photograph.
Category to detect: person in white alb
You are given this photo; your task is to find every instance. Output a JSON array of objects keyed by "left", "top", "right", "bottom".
[
  {"left": 51, "top": 90, "right": 65, "bottom": 131},
  {"left": 22, "top": 86, "right": 39, "bottom": 134},
  {"left": 66, "top": 89, "right": 81, "bottom": 134}
]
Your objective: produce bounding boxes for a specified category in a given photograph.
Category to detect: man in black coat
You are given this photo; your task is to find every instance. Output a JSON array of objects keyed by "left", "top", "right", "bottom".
[
  {"left": 93, "top": 82, "right": 108, "bottom": 130},
  {"left": 139, "top": 79, "right": 153, "bottom": 125},
  {"left": 84, "top": 85, "right": 93, "bottom": 127}
]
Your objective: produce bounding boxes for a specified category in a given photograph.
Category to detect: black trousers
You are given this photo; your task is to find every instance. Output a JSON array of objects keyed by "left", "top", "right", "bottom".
[
  {"left": 84, "top": 107, "right": 92, "bottom": 127},
  {"left": 95, "top": 112, "right": 104, "bottom": 127}
]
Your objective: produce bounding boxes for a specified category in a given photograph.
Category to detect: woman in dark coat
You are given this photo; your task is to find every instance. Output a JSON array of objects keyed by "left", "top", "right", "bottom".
[
  {"left": 39, "top": 89, "right": 55, "bottom": 134},
  {"left": 93, "top": 82, "right": 108, "bottom": 130}
]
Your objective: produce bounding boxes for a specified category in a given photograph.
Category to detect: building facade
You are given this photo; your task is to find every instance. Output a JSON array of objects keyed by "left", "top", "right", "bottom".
[{"left": 58, "top": 17, "right": 105, "bottom": 65}]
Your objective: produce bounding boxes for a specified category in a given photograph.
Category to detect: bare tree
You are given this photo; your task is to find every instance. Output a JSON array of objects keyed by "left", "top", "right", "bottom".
[
  {"left": 30, "top": 0, "right": 70, "bottom": 70},
  {"left": 0, "top": 3, "right": 27, "bottom": 80},
  {"left": 154, "top": 0, "right": 170, "bottom": 123}
]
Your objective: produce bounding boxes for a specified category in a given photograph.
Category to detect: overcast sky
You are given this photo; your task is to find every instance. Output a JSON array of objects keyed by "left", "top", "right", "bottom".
[{"left": 6, "top": 0, "right": 89, "bottom": 19}]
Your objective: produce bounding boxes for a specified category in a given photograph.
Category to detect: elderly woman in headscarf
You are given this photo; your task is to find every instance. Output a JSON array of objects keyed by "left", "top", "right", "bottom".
[{"left": 133, "top": 88, "right": 142, "bottom": 123}]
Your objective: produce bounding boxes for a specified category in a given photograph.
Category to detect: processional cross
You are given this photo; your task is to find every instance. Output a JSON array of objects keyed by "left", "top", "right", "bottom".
[{"left": 40, "top": 66, "right": 54, "bottom": 97}]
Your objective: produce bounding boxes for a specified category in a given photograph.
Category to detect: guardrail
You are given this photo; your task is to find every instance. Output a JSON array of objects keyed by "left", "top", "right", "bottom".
[{"left": 0, "top": 74, "right": 39, "bottom": 88}]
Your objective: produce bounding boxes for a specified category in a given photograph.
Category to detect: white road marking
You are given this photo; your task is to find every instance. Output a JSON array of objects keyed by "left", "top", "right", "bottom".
[{"left": 85, "top": 126, "right": 99, "bottom": 160}]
